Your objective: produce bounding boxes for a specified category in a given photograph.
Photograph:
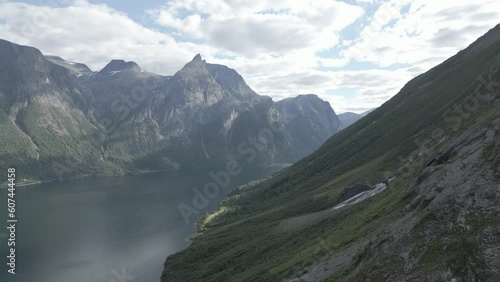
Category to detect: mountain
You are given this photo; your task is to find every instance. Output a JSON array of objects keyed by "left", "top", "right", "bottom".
[
  {"left": 161, "top": 24, "right": 500, "bottom": 281},
  {"left": 0, "top": 39, "right": 117, "bottom": 182},
  {"left": 360, "top": 108, "right": 375, "bottom": 116},
  {"left": 94, "top": 55, "right": 342, "bottom": 170},
  {"left": 338, "top": 108, "right": 376, "bottom": 128},
  {"left": 338, "top": 112, "right": 360, "bottom": 128},
  {"left": 44, "top": 55, "right": 93, "bottom": 77},
  {"left": 276, "top": 94, "right": 342, "bottom": 158},
  {"left": 0, "top": 43, "right": 342, "bottom": 183}
]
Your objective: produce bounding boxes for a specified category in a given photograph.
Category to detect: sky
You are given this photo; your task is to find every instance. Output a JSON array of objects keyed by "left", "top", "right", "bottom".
[{"left": 0, "top": 0, "right": 499, "bottom": 113}]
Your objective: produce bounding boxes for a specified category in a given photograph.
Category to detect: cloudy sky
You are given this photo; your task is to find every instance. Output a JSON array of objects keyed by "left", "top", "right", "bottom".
[{"left": 0, "top": 0, "right": 499, "bottom": 113}]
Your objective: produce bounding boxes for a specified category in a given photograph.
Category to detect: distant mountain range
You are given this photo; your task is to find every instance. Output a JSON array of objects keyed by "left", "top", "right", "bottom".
[{"left": 0, "top": 40, "right": 342, "bottom": 183}]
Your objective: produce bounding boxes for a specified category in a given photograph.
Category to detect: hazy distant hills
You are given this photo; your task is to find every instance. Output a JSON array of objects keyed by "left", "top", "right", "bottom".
[
  {"left": 276, "top": 94, "right": 342, "bottom": 158},
  {"left": 0, "top": 40, "right": 343, "bottom": 183},
  {"left": 338, "top": 108, "right": 375, "bottom": 128}
]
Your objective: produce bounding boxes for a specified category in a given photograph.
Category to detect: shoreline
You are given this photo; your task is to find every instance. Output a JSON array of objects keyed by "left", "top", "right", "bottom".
[
  {"left": 0, "top": 168, "right": 174, "bottom": 189},
  {"left": 0, "top": 163, "right": 291, "bottom": 189}
]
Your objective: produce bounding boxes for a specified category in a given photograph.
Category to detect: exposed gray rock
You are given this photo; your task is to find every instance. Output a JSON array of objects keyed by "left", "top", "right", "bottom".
[
  {"left": 360, "top": 117, "right": 500, "bottom": 281},
  {"left": 0, "top": 41, "right": 344, "bottom": 181},
  {"left": 44, "top": 55, "right": 93, "bottom": 76}
]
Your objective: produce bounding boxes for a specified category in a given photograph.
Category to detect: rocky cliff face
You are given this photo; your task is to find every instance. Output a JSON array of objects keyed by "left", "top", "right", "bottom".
[
  {"left": 0, "top": 39, "right": 112, "bottom": 180},
  {"left": 97, "top": 56, "right": 338, "bottom": 170},
  {"left": 44, "top": 56, "right": 93, "bottom": 77},
  {"left": 293, "top": 117, "right": 500, "bottom": 282},
  {"left": 0, "top": 42, "right": 343, "bottom": 182},
  {"left": 359, "top": 116, "right": 500, "bottom": 281}
]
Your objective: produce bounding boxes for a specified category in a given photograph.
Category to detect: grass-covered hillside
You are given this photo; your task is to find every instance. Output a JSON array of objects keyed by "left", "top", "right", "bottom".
[{"left": 161, "top": 24, "right": 500, "bottom": 282}]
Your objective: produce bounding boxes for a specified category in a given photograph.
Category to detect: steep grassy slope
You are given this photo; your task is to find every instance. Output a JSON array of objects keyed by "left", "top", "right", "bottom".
[{"left": 161, "top": 25, "right": 500, "bottom": 281}]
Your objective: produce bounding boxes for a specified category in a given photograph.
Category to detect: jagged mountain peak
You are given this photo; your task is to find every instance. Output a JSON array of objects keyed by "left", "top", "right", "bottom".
[
  {"left": 173, "top": 55, "right": 264, "bottom": 102},
  {"left": 167, "top": 55, "right": 260, "bottom": 101},
  {"left": 0, "top": 37, "right": 343, "bottom": 184},
  {"left": 192, "top": 53, "right": 203, "bottom": 62},
  {"left": 180, "top": 54, "right": 207, "bottom": 72}
]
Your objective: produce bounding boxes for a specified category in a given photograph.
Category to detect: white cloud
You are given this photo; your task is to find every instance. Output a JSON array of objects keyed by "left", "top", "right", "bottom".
[
  {"left": 339, "top": 0, "right": 500, "bottom": 70},
  {"left": 148, "top": 0, "right": 364, "bottom": 56},
  {"left": 0, "top": 1, "right": 211, "bottom": 74},
  {"left": 0, "top": 0, "right": 499, "bottom": 114}
]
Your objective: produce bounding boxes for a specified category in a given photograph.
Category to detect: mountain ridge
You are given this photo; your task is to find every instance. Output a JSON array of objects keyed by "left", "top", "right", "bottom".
[{"left": 0, "top": 41, "right": 343, "bottom": 184}]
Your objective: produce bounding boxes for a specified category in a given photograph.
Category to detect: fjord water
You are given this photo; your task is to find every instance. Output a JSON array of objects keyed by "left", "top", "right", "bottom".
[{"left": 0, "top": 166, "right": 282, "bottom": 282}]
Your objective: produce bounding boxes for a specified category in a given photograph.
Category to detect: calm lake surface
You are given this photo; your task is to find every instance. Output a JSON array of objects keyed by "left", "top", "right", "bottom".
[{"left": 0, "top": 166, "right": 283, "bottom": 282}]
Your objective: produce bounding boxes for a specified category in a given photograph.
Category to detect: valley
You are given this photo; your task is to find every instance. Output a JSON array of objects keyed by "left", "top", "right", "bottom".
[
  {"left": 162, "top": 24, "right": 500, "bottom": 282},
  {"left": 0, "top": 41, "right": 344, "bottom": 185},
  {"left": 0, "top": 5, "right": 498, "bottom": 281}
]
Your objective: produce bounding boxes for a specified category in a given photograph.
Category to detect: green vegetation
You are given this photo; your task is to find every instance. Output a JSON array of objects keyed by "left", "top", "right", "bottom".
[
  {"left": 0, "top": 95, "right": 123, "bottom": 185},
  {"left": 162, "top": 26, "right": 500, "bottom": 281}
]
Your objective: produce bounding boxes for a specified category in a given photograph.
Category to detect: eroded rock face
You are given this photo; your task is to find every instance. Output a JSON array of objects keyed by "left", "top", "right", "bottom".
[
  {"left": 358, "top": 117, "right": 500, "bottom": 282},
  {"left": 0, "top": 41, "right": 343, "bottom": 181},
  {"left": 288, "top": 118, "right": 500, "bottom": 282},
  {"left": 86, "top": 55, "right": 346, "bottom": 171}
]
